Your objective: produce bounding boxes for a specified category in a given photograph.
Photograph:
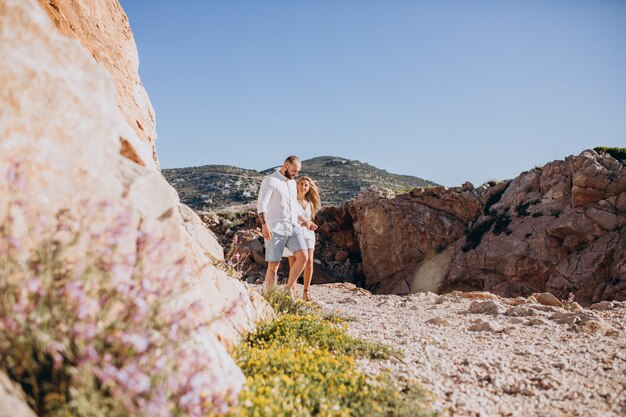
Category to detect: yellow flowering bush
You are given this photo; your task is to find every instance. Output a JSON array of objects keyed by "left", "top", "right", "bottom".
[
  {"left": 227, "top": 298, "right": 435, "bottom": 417},
  {"left": 248, "top": 314, "right": 399, "bottom": 359}
]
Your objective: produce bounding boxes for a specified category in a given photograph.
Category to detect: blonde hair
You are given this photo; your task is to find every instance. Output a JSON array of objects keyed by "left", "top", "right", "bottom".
[{"left": 297, "top": 176, "right": 321, "bottom": 219}]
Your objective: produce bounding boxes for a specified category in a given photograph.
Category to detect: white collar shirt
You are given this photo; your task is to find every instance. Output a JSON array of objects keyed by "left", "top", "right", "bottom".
[{"left": 256, "top": 170, "right": 304, "bottom": 235}]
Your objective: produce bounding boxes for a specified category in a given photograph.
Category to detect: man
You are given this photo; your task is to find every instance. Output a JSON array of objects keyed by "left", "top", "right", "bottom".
[{"left": 257, "top": 155, "right": 317, "bottom": 296}]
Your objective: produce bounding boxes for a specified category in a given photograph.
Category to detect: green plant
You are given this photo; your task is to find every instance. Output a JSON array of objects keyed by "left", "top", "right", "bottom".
[
  {"left": 594, "top": 146, "right": 626, "bottom": 161},
  {"left": 248, "top": 314, "right": 399, "bottom": 360},
  {"left": 260, "top": 287, "right": 319, "bottom": 316},
  {"left": 562, "top": 293, "right": 576, "bottom": 310},
  {"left": 516, "top": 202, "right": 531, "bottom": 217},
  {"left": 462, "top": 217, "right": 496, "bottom": 251},
  {"left": 0, "top": 161, "right": 238, "bottom": 417},
  {"left": 483, "top": 184, "right": 509, "bottom": 215},
  {"left": 217, "top": 251, "right": 251, "bottom": 279},
  {"left": 227, "top": 315, "right": 431, "bottom": 417},
  {"left": 492, "top": 214, "right": 512, "bottom": 236},
  {"left": 229, "top": 280, "right": 435, "bottom": 417}
]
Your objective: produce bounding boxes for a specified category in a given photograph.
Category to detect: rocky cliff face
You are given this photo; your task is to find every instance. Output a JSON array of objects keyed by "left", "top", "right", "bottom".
[
  {"left": 441, "top": 150, "right": 626, "bottom": 304},
  {"left": 317, "top": 151, "right": 625, "bottom": 304},
  {"left": 0, "top": 0, "right": 272, "bottom": 410},
  {"left": 36, "top": 0, "right": 158, "bottom": 168}
]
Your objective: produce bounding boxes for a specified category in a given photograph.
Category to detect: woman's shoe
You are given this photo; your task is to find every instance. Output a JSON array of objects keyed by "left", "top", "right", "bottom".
[{"left": 303, "top": 288, "right": 312, "bottom": 302}]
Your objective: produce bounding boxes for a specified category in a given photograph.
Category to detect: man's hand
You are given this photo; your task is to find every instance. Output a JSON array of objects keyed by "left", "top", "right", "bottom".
[{"left": 262, "top": 223, "right": 272, "bottom": 240}]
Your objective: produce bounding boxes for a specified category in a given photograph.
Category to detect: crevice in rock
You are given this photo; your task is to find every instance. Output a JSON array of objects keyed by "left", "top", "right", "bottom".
[{"left": 119, "top": 136, "right": 145, "bottom": 166}]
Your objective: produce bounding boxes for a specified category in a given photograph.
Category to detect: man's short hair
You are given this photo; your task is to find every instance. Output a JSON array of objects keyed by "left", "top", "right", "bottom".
[{"left": 284, "top": 155, "right": 300, "bottom": 165}]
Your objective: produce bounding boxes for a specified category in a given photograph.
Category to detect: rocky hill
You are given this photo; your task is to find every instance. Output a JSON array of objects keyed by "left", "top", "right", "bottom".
[{"left": 162, "top": 156, "right": 437, "bottom": 211}]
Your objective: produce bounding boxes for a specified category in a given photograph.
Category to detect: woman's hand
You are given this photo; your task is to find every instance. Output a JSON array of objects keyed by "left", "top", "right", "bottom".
[{"left": 307, "top": 221, "right": 317, "bottom": 231}]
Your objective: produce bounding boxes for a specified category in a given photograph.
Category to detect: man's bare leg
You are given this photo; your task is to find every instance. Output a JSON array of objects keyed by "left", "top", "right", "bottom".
[
  {"left": 285, "top": 250, "right": 308, "bottom": 294},
  {"left": 265, "top": 262, "right": 279, "bottom": 289}
]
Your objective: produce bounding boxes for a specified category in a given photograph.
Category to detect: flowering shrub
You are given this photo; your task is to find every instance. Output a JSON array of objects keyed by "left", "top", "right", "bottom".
[
  {"left": 0, "top": 161, "right": 239, "bottom": 417},
  {"left": 227, "top": 295, "right": 434, "bottom": 417},
  {"left": 216, "top": 252, "right": 249, "bottom": 280},
  {"left": 249, "top": 314, "right": 399, "bottom": 359}
]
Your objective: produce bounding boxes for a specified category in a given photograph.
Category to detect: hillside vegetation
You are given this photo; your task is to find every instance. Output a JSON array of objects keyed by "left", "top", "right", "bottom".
[{"left": 162, "top": 156, "right": 436, "bottom": 211}]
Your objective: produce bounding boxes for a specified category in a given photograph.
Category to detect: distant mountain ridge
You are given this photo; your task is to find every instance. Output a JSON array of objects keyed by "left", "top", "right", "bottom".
[{"left": 162, "top": 156, "right": 437, "bottom": 212}]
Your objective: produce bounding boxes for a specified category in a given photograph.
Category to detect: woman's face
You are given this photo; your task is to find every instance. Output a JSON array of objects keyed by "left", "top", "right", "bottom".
[{"left": 298, "top": 180, "right": 310, "bottom": 196}]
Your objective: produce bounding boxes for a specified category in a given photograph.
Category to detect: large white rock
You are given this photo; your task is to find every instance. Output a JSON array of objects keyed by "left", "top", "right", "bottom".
[
  {"left": 35, "top": 0, "right": 158, "bottom": 168},
  {"left": 0, "top": 0, "right": 273, "bottom": 405},
  {"left": 0, "top": 372, "right": 36, "bottom": 417}
]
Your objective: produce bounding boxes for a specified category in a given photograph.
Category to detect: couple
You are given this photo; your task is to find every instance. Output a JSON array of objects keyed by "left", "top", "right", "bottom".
[{"left": 256, "top": 155, "right": 321, "bottom": 301}]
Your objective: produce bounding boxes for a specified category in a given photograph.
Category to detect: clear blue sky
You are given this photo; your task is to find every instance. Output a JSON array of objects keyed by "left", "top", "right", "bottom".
[{"left": 120, "top": 0, "right": 626, "bottom": 186}]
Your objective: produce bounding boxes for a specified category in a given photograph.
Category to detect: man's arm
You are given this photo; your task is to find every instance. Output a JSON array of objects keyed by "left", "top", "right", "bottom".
[{"left": 257, "top": 177, "right": 273, "bottom": 239}]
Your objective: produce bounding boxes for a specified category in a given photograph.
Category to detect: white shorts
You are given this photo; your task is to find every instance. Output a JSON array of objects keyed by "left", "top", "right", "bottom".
[
  {"left": 265, "top": 230, "right": 307, "bottom": 262},
  {"left": 283, "top": 234, "right": 315, "bottom": 257}
]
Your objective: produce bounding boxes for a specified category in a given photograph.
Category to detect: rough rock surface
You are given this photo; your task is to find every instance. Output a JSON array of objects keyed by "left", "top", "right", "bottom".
[
  {"left": 0, "top": 371, "right": 36, "bottom": 417},
  {"left": 37, "top": 0, "right": 157, "bottom": 167},
  {"left": 442, "top": 151, "right": 626, "bottom": 304},
  {"left": 345, "top": 185, "right": 485, "bottom": 294},
  {"left": 315, "top": 151, "right": 625, "bottom": 303},
  {"left": 308, "top": 284, "right": 626, "bottom": 417},
  {"left": 0, "top": 0, "right": 272, "bottom": 402}
]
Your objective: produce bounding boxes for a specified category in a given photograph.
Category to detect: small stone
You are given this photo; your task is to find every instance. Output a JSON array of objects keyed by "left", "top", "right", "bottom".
[
  {"left": 453, "top": 291, "right": 500, "bottom": 300},
  {"left": 550, "top": 311, "right": 581, "bottom": 325},
  {"left": 526, "top": 318, "right": 547, "bottom": 326},
  {"left": 531, "top": 292, "right": 564, "bottom": 307},
  {"left": 468, "top": 300, "right": 503, "bottom": 315},
  {"left": 575, "top": 319, "right": 615, "bottom": 336},
  {"left": 508, "top": 297, "right": 528, "bottom": 306},
  {"left": 426, "top": 317, "right": 450, "bottom": 326},
  {"left": 529, "top": 304, "right": 558, "bottom": 313},
  {"left": 590, "top": 301, "right": 615, "bottom": 311},
  {"left": 468, "top": 319, "right": 501, "bottom": 332},
  {"left": 505, "top": 306, "right": 537, "bottom": 317}
]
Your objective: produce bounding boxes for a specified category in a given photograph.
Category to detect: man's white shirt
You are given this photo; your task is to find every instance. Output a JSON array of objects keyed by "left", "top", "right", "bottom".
[{"left": 257, "top": 170, "right": 304, "bottom": 236}]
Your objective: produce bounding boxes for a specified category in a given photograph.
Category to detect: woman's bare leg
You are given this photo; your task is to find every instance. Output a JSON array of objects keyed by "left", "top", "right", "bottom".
[
  {"left": 303, "top": 249, "right": 314, "bottom": 290},
  {"left": 303, "top": 249, "right": 314, "bottom": 301}
]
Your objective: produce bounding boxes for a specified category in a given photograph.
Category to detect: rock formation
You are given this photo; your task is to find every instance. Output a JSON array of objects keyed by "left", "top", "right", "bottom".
[
  {"left": 36, "top": 0, "right": 158, "bottom": 167},
  {"left": 0, "top": 372, "right": 36, "bottom": 417},
  {"left": 318, "top": 151, "right": 625, "bottom": 304},
  {"left": 441, "top": 150, "right": 626, "bottom": 304},
  {"left": 0, "top": 0, "right": 272, "bottom": 409}
]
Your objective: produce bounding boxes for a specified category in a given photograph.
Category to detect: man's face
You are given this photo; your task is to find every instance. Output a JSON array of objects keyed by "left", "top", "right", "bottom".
[{"left": 284, "top": 161, "right": 301, "bottom": 179}]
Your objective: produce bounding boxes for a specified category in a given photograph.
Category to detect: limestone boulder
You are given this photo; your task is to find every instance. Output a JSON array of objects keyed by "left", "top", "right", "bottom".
[
  {"left": 37, "top": 0, "right": 157, "bottom": 167},
  {"left": 0, "top": 372, "right": 36, "bottom": 417},
  {"left": 0, "top": 0, "right": 272, "bottom": 406}
]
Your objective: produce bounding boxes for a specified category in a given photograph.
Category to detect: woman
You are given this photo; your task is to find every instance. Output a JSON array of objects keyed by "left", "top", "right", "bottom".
[{"left": 285, "top": 176, "right": 321, "bottom": 301}]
